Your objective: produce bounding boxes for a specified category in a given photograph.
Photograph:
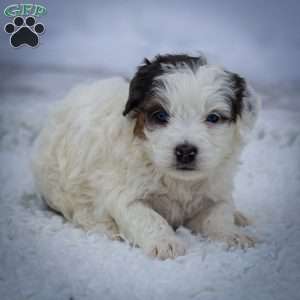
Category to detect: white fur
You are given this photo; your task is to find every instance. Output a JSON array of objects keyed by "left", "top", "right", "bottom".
[{"left": 32, "top": 65, "right": 259, "bottom": 259}]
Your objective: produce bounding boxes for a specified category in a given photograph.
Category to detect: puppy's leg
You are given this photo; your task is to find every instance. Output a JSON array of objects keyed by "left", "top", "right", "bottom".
[
  {"left": 110, "top": 200, "right": 186, "bottom": 260},
  {"left": 186, "top": 201, "right": 255, "bottom": 249},
  {"left": 72, "top": 205, "right": 121, "bottom": 240}
]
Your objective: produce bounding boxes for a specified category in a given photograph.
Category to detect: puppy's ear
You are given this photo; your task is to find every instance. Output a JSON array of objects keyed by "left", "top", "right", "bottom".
[
  {"left": 230, "top": 73, "right": 260, "bottom": 138},
  {"left": 122, "top": 74, "right": 144, "bottom": 117},
  {"left": 123, "top": 57, "right": 161, "bottom": 117}
]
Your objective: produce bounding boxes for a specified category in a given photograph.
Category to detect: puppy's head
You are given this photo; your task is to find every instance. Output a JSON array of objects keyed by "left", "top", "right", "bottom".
[{"left": 123, "top": 54, "right": 259, "bottom": 180}]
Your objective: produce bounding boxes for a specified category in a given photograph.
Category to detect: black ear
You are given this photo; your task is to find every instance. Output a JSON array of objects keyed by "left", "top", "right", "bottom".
[
  {"left": 122, "top": 75, "right": 142, "bottom": 116},
  {"left": 123, "top": 58, "right": 163, "bottom": 116},
  {"left": 122, "top": 72, "right": 148, "bottom": 116},
  {"left": 228, "top": 72, "right": 259, "bottom": 129},
  {"left": 229, "top": 73, "right": 246, "bottom": 121}
]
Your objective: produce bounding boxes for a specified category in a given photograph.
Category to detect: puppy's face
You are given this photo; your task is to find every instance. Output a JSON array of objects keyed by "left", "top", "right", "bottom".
[{"left": 124, "top": 54, "right": 259, "bottom": 180}]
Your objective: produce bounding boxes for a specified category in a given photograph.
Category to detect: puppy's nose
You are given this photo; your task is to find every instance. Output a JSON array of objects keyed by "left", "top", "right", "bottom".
[{"left": 175, "top": 144, "right": 198, "bottom": 164}]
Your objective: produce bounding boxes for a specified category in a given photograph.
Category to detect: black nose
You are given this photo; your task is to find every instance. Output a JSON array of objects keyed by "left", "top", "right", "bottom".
[{"left": 175, "top": 144, "right": 198, "bottom": 164}]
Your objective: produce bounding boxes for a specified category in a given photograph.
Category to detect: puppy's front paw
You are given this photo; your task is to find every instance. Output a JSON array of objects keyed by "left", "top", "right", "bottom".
[{"left": 145, "top": 237, "right": 186, "bottom": 260}]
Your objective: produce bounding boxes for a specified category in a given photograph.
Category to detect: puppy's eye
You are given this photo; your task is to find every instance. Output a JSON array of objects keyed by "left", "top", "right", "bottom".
[
  {"left": 151, "top": 110, "right": 169, "bottom": 124},
  {"left": 206, "top": 113, "right": 221, "bottom": 124}
]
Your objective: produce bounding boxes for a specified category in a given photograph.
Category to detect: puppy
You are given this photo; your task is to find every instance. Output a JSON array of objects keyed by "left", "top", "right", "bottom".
[{"left": 32, "top": 54, "right": 260, "bottom": 259}]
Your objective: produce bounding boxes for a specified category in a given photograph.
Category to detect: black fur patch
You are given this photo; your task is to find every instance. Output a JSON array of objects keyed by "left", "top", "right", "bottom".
[
  {"left": 123, "top": 54, "right": 207, "bottom": 116},
  {"left": 228, "top": 73, "right": 247, "bottom": 122}
]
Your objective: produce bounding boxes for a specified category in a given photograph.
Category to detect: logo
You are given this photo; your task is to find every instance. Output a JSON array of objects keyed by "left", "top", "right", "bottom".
[{"left": 3, "top": 4, "right": 46, "bottom": 48}]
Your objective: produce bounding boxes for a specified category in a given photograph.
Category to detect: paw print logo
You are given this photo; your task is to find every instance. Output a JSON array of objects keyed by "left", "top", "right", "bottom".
[{"left": 4, "top": 16, "right": 45, "bottom": 48}]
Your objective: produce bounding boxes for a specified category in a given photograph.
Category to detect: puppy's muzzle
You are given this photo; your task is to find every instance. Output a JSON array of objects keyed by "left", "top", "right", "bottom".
[{"left": 175, "top": 143, "right": 198, "bottom": 168}]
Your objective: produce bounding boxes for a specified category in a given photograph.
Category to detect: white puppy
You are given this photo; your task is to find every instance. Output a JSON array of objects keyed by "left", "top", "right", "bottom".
[{"left": 32, "top": 54, "right": 260, "bottom": 259}]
